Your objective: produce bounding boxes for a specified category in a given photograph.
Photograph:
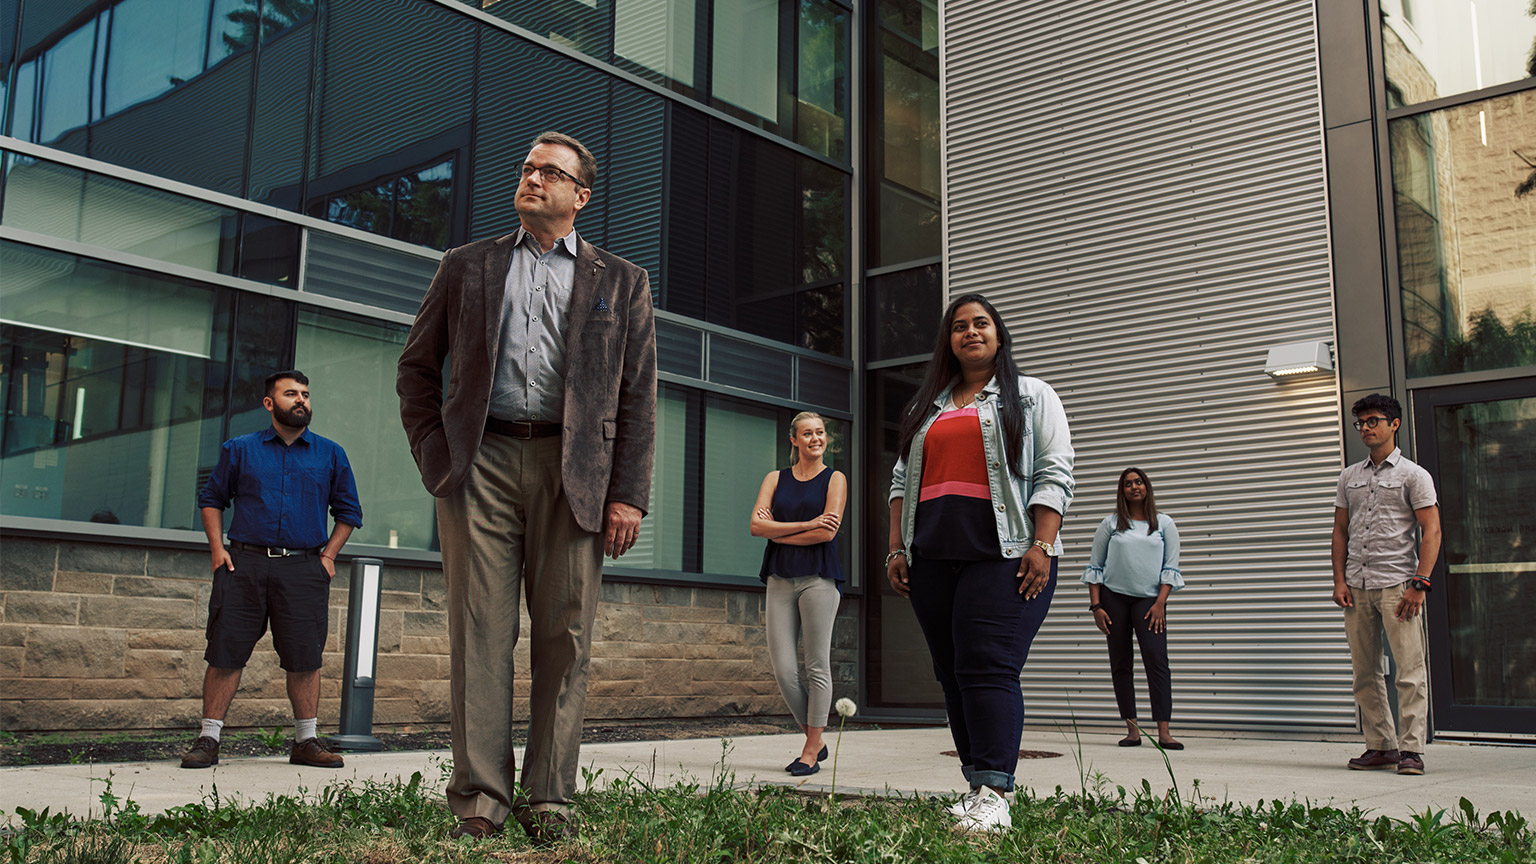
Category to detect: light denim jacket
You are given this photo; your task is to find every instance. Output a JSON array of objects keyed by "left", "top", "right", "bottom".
[{"left": 888, "top": 375, "right": 1075, "bottom": 558}]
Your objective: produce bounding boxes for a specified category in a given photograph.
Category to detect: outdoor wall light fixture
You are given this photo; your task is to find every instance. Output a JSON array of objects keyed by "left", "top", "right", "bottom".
[
  {"left": 1264, "top": 340, "right": 1334, "bottom": 379},
  {"left": 332, "top": 557, "right": 384, "bottom": 751}
]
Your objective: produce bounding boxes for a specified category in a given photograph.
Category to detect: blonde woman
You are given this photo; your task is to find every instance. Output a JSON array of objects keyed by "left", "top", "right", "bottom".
[{"left": 750, "top": 412, "right": 847, "bottom": 777}]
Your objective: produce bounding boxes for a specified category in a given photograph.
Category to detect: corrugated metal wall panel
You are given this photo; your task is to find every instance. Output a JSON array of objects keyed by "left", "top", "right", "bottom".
[{"left": 943, "top": 1, "right": 1352, "bottom": 731}]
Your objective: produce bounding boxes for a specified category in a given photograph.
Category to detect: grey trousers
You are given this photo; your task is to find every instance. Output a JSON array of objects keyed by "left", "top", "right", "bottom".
[
  {"left": 765, "top": 574, "right": 840, "bottom": 728},
  {"left": 437, "top": 433, "right": 604, "bottom": 826}
]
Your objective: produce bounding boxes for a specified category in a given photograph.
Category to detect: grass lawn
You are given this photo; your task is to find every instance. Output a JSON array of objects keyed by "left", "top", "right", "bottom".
[{"left": 3, "top": 750, "right": 1531, "bottom": 863}]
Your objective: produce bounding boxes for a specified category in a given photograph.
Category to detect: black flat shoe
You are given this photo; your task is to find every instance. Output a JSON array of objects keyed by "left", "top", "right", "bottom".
[
  {"left": 785, "top": 745, "right": 829, "bottom": 772},
  {"left": 788, "top": 759, "right": 820, "bottom": 777},
  {"left": 1118, "top": 736, "right": 1142, "bottom": 747},
  {"left": 1157, "top": 740, "right": 1184, "bottom": 751}
]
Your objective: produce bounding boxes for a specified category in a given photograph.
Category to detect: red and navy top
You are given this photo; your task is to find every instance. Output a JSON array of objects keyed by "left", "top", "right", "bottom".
[{"left": 912, "top": 403, "right": 1001, "bottom": 560}]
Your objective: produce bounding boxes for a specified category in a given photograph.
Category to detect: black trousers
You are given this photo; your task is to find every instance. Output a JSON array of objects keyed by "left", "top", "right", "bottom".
[{"left": 1099, "top": 588, "right": 1172, "bottom": 722}]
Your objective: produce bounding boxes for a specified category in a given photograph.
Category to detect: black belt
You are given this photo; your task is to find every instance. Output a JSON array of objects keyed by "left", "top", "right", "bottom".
[
  {"left": 230, "top": 540, "right": 320, "bottom": 558},
  {"left": 486, "top": 417, "right": 563, "bottom": 439}
]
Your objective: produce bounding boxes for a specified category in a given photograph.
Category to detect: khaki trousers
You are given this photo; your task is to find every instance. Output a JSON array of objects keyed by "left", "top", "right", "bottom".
[
  {"left": 1342, "top": 581, "right": 1429, "bottom": 753},
  {"left": 437, "top": 433, "right": 603, "bottom": 825}
]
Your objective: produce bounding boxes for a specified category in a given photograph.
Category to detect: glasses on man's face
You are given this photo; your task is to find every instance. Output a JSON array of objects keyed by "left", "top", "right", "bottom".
[
  {"left": 1353, "top": 416, "right": 1392, "bottom": 430},
  {"left": 521, "top": 164, "right": 587, "bottom": 188}
]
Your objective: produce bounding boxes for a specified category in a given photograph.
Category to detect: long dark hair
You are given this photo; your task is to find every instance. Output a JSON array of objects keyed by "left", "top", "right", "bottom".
[
  {"left": 1114, "top": 467, "right": 1159, "bottom": 534},
  {"left": 898, "top": 294, "right": 1026, "bottom": 475}
]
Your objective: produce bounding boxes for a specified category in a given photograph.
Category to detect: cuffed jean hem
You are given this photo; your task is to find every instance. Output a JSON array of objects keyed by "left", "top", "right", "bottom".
[
  {"left": 961, "top": 764, "right": 974, "bottom": 783},
  {"left": 970, "top": 770, "right": 1013, "bottom": 792}
]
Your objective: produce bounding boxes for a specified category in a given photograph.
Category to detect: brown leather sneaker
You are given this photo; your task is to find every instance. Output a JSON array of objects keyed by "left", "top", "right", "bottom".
[
  {"left": 1397, "top": 752, "right": 1425, "bottom": 775},
  {"left": 521, "top": 809, "right": 577, "bottom": 845},
  {"left": 1347, "top": 749, "right": 1401, "bottom": 770},
  {"left": 450, "top": 816, "right": 500, "bottom": 841},
  {"left": 289, "top": 737, "right": 345, "bottom": 768},
  {"left": 180, "top": 736, "right": 220, "bottom": 769}
]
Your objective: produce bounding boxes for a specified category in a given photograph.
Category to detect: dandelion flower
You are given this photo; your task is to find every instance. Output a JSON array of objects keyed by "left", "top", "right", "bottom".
[{"left": 835, "top": 698, "right": 857, "bottom": 717}]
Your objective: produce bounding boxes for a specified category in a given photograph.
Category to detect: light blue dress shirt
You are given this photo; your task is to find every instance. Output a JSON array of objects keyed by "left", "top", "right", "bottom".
[
  {"left": 1081, "top": 512, "right": 1183, "bottom": 598},
  {"left": 489, "top": 227, "right": 579, "bottom": 423}
]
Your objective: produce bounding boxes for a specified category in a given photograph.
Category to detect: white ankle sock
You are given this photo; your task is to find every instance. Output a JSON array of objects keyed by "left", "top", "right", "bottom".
[
  {"left": 200, "top": 718, "right": 224, "bottom": 741},
  {"left": 294, "top": 717, "right": 317, "bottom": 743}
]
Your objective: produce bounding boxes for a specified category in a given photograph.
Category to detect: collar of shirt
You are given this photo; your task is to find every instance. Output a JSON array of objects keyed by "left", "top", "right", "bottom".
[
  {"left": 1367, "top": 446, "right": 1403, "bottom": 470},
  {"left": 513, "top": 226, "right": 580, "bottom": 258},
  {"left": 934, "top": 375, "right": 1001, "bottom": 408},
  {"left": 259, "top": 426, "right": 311, "bottom": 446}
]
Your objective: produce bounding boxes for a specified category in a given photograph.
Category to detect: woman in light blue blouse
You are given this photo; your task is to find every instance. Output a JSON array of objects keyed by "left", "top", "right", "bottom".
[{"left": 1082, "top": 467, "right": 1184, "bottom": 749}]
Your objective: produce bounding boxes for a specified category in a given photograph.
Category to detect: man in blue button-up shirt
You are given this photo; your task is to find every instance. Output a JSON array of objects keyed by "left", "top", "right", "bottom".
[{"left": 181, "top": 370, "right": 363, "bottom": 771}]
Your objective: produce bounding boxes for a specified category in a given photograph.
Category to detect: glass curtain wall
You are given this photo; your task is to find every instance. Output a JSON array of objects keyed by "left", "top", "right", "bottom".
[{"left": 1388, "top": 90, "right": 1536, "bottom": 377}]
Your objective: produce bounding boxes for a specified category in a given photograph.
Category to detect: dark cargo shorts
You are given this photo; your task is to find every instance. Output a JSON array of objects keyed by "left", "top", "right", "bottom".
[{"left": 204, "top": 546, "right": 331, "bottom": 672}]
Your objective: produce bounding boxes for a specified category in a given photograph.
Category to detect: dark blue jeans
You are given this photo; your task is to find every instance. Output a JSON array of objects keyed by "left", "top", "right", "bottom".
[{"left": 907, "top": 555, "right": 1056, "bottom": 792}]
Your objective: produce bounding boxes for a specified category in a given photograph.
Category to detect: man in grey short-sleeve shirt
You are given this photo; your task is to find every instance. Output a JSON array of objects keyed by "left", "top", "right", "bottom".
[{"left": 1330, "top": 393, "right": 1441, "bottom": 776}]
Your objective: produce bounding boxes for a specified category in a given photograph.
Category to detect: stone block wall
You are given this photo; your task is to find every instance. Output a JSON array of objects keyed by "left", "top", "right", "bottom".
[{"left": 0, "top": 536, "right": 858, "bottom": 732}]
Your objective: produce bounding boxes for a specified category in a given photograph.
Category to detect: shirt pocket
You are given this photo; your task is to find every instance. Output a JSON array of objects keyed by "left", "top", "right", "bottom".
[
  {"left": 1344, "top": 479, "right": 1371, "bottom": 508},
  {"left": 1376, "top": 479, "right": 1406, "bottom": 506}
]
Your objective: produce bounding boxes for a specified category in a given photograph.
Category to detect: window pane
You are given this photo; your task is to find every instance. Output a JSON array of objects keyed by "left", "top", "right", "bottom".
[
  {"left": 800, "top": 157, "right": 845, "bottom": 283},
  {"left": 701, "top": 396, "right": 786, "bottom": 577},
  {"left": 621, "top": 385, "right": 690, "bottom": 571},
  {"left": 310, "top": 0, "right": 472, "bottom": 236},
  {"left": 873, "top": 0, "right": 940, "bottom": 268},
  {"left": 10, "top": 60, "right": 37, "bottom": 141},
  {"left": 294, "top": 309, "right": 432, "bottom": 550},
  {"left": 712, "top": 0, "right": 780, "bottom": 123},
  {"left": 796, "top": 0, "right": 846, "bottom": 159},
  {"left": 1391, "top": 91, "right": 1536, "bottom": 377},
  {"left": 2, "top": 157, "right": 241, "bottom": 277},
  {"left": 208, "top": 0, "right": 260, "bottom": 62},
  {"left": 1434, "top": 395, "right": 1536, "bottom": 708},
  {"left": 1381, "top": 0, "right": 1536, "bottom": 107},
  {"left": 0, "top": 242, "right": 224, "bottom": 530},
  {"left": 394, "top": 158, "right": 455, "bottom": 249},
  {"left": 614, "top": 0, "right": 696, "bottom": 87},
  {"left": 867, "top": 263, "right": 941, "bottom": 362},
  {"left": 864, "top": 364, "right": 943, "bottom": 708},
  {"left": 104, "top": 0, "right": 210, "bottom": 116},
  {"left": 470, "top": 0, "right": 611, "bottom": 59},
  {"left": 38, "top": 19, "right": 93, "bottom": 145},
  {"left": 260, "top": 0, "right": 314, "bottom": 41}
]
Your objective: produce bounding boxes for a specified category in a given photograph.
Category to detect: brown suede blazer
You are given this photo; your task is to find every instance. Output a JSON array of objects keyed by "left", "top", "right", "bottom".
[{"left": 396, "top": 231, "right": 657, "bottom": 533}]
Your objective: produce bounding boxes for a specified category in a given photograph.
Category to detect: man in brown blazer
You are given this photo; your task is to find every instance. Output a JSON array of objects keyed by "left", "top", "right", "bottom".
[{"left": 396, "top": 131, "right": 656, "bottom": 843}]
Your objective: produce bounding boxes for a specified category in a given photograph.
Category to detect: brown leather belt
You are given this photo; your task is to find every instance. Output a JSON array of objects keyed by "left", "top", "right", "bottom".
[
  {"left": 486, "top": 417, "right": 563, "bottom": 439},
  {"left": 230, "top": 540, "right": 320, "bottom": 558}
]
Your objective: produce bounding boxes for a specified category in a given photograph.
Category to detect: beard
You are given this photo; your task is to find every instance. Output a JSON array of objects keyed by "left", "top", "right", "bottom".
[{"left": 274, "top": 404, "right": 312, "bottom": 427}]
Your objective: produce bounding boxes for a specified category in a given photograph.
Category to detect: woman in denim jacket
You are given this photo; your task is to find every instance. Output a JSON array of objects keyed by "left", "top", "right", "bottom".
[{"left": 885, "top": 293, "right": 1074, "bottom": 833}]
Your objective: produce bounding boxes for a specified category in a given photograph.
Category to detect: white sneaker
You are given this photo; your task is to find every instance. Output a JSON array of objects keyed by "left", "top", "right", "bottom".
[
  {"left": 946, "top": 787, "right": 979, "bottom": 818},
  {"left": 953, "top": 786, "right": 1012, "bottom": 833}
]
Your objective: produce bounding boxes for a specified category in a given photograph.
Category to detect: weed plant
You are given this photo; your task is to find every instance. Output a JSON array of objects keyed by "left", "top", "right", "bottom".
[{"left": 3, "top": 757, "right": 1531, "bottom": 863}]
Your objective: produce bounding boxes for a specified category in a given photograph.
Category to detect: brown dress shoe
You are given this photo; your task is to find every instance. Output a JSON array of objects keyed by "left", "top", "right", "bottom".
[
  {"left": 180, "top": 736, "right": 220, "bottom": 769},
  {"left": 289, "top": 737, "right": 345, "bottom": 768},
  {"left": 521, "top": 809, "right": 577, "bottom": 845},
  {"left": 1347, "top": 749, "right": 1400, "bottom": 770},
  {"left": 1397, "top": 752, "right": 1425, "bottom": 775},
  {"left": 450, "top": 816, "right": 500, "bottom": 840}
]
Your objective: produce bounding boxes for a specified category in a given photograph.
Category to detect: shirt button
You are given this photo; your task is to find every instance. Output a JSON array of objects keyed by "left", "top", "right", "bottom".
[
  {"left": 530, "top": 347, "right": 537, "bottom": 352},
  {"left": 532, "top": 316, "right": 538, "bottom": 322}
]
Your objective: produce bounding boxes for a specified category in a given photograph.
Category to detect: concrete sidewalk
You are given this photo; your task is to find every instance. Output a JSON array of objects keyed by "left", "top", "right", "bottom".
[{"left": 2, "top": 728, "right": 1531, "bottom": 824}]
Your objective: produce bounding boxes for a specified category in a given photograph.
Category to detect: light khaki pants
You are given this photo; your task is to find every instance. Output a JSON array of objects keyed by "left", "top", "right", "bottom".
[
  {"left": 1342, "top": 581, "right": 1429, "bottom": 753},
  {"left": 437, "top": 433, "right": 603, "bottom": 826}
]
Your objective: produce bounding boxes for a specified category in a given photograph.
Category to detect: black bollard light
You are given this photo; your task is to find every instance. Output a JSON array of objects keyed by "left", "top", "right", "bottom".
[{"left": 331, "top": 556, "right": 384, "bottom": 751}]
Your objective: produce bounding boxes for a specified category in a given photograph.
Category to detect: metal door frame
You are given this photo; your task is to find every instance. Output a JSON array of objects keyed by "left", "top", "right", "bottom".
[{"left": 1411, "top": 375, "right": 1536, "bottom": 738}]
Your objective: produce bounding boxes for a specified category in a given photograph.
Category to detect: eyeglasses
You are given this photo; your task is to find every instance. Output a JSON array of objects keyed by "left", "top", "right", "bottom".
[
  {"left": 521, "top": 163, "right": 588, "bottom": 188},
  {"left": 1352, "top": 416, "right": 1393, "bottom": 430}
]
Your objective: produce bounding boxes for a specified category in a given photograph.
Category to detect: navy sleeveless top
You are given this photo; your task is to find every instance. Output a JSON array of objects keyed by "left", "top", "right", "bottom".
[{"left": 758, "top": 466, "right": 844, "bottom": 589}]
